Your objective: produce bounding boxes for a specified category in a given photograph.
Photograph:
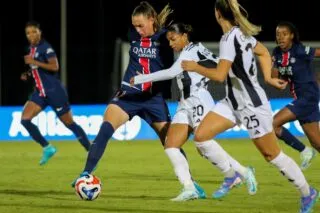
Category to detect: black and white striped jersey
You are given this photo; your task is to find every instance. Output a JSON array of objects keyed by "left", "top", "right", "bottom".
[
  {"left": 220, "top": 27, "right": 268, "bottom": 110},
  {"left": 134, "top": 42, "right": 218, "bottom": 100}
]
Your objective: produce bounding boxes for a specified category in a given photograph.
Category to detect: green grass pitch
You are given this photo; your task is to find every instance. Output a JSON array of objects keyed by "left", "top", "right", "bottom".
[{"left": 0, "top": 139, "right": 319, "bottom": 213}]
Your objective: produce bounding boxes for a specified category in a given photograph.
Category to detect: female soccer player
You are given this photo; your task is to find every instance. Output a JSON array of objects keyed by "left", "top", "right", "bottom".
[
  {"left": 272, "top": 21, "right": 320, "bottom": 170},
  {"left": 21, "top": 21, "right": 91, "bottom": 165},
  {"left": 72, "top": 2, "right": 205, "bottom": 197},
  {"left": 181, "top": 0, "right": 318, "bottom": 212},
  {"left": 131, "top": 23, "right": 257, "bottom": 201}
]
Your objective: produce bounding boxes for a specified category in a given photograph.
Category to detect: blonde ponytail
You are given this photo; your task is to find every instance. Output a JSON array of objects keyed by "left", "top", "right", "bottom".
[
  {"left": 157, "top": 4, "right": 174, "bottom": 29},
  {"left": 228, "top": 0, "right": 261, "bottom": 36}
]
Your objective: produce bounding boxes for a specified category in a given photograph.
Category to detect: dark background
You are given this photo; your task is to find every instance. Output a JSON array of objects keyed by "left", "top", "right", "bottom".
[{"left": 1, "top": 0, "right": 319, "bottom": 106}]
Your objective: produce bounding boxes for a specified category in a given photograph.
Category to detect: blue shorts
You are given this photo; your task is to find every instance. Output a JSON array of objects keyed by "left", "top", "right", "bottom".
[
  {"left": 109, "top": 93, "right": 171, "bottom": 125},
  {"left": 30, "top": 85, "right": 70, "bottom": 117},
  {"left": 286, "top": 98, "right": 320, "bottom": 125}
]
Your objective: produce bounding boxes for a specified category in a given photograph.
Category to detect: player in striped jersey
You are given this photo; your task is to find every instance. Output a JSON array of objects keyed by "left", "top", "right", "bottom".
[
  {"left": 182, "top": 0, "right": 318, "bottom": 212},
  {"left": 21, "top": 21, "right": 91, "bottom": 165},
  {"left": 72, "top": 3, "right": 205, "bottom": 196},
  {"left": 272, "top": 21, "right": 320, "bottom": 170},
  {"left": 131, "top": 23, "right": 257, "bottom": 201}
]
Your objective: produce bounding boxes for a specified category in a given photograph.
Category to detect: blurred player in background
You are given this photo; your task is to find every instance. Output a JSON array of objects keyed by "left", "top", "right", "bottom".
[
  {"left": 21, "top": 21, "right": 91, "bottom": 165},
  {"left": 181, "top": 0, "right": 319, "bottom": 212},
  {"left": 72, "top": 2, "right": 205, "bottom": 197},
  {"left": 272, "top": 21, "right": 320, "bottom": 170},
  {"left": 131, "top": 22, "right": 257, "bottom": 201}
]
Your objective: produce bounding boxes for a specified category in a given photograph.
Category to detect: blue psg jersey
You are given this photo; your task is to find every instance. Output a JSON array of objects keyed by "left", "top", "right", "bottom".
[
  {"left": 273, "top": 43, "right": 319, "bottom": 99},
  {"left": 121, "top": 28, "right": 173, "bottom": 97},
  {"left": 28, "top": 40, "right": 60, "bottom": 97}
]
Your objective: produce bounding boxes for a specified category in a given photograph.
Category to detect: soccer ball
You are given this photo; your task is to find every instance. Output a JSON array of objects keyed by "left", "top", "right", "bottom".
[{"left": 75, "top": 174, "right": 102, "bottom": 201}]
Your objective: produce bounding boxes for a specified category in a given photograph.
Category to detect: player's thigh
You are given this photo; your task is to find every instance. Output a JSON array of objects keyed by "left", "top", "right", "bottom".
[
  {"left": 302, "top": 122, "right": 320, "bottom": 151},
  {"left": 273, "top": 107, "right": 296, "bottom": 128},
  {"left": 194, "top": 111, "right": 235, "bottom": 142},
  {"left": 21, "top": 101, "right": 43, "bottom": 120},
  {"left": 165, "top": 124, "right": 191, "bottom": 148},
  {"left": 104, "top": 104, "right": 130, "bottom": 130},
  {"left": 253, "top": 131, "right": 281, "bottom": 162}
]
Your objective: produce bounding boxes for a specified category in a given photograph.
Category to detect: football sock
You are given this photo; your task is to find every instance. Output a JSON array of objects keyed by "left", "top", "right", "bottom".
[
  {"left": 195, "top": 140, "right": 234, "bottom": 177},
  {"left": 21, "top": 119, "right": 49, "bottom": 147},
  {"left": 278, "top": 127, "right": 305, "bottom": 152},
  {"left": 66, "top": 122, "right": 91, "bottom": 151},
  {"left": 270, "top": 151, "right": 310, "bottom": 197},
  {"left": 165, "top": 148, "right": 194, "bottom": 189},
  {"left": 84, "top": 121, "right": 114, "bottom": 173}
]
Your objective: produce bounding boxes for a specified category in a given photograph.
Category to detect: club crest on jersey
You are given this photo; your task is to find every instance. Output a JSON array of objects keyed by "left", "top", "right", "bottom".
[
  {"left": 132, "top": 47, "right": 157, "bottom": 58},
  {"left": 290, "top": 57, "right": 296, "bottom": 63},
  {"left": 34, "top": 52, "right": 39, "bottom": 58}
]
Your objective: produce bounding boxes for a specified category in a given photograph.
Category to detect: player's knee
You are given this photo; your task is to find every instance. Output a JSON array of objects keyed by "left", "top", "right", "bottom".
[
  {"left": 273, "top": 125, "right": 282, "bottom": 137},
  {"left": 262, "top": 149, "right": 281, "bottom": 162},
  {"left": 21, "top": 119, "right": 31, "bottom": 128}
]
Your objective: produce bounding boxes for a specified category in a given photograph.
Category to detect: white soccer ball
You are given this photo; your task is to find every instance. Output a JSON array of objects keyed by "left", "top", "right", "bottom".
[{"left": 75, "top": 174, "right": 102, "bottom": 201}]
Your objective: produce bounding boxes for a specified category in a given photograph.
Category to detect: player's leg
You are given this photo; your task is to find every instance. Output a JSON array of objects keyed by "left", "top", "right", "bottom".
[
  {"left": 21, "top": 100, "right": 47, "bottom": 147},
  {"left": 83, "top": 103, "right": 129, "bottom": 174},
  {"left": 21, "top": 94, "right": 56, "bottom": 165},
  {"left": 274, "top": 105, "right": 315, "bottom": 170},
  {"left": 59, "top": 110, "right": 91, "bottom": 151},
  {"left": 253, "top": 131, "right": 319, "bottom": 213},
  {"left": 302, "top": 122, "right": 320, "bottom": 152},
  {"left": 194, "top": 110, "right": 243, "bottom": 199},
  {"left": 164, "top": 123, "right": 199, "bottom": 201}
]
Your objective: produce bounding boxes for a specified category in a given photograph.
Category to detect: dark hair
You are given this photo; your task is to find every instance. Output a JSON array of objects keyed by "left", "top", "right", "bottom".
[
  {"left": 25, "top": 20, "right": 41, "bottom": 29},
  {"left": 167, "top": 23, "right": 193, "bottom": 41},
  {"left": 132, "top": 1, "right": 173, "bottom": 32},
  {"left": 277, "top": 21, "right": 300, "bottom": 44},
  {"left": 215, "top": 0, "right": 261, "bottom": 36}
]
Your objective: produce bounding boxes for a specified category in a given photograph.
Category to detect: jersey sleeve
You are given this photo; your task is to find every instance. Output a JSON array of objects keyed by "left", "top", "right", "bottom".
[
  {"left": 134, "top": 51, "right": 188, "bottom": 84},
  {"left": 219, "top": 35, "right": 236, "bottom": 62},
  {"left": 44, "top": 43, "right": 56, "bottom": 59},
  {"left": 298, "top": 44, "right": 315, "bottom": 61}
]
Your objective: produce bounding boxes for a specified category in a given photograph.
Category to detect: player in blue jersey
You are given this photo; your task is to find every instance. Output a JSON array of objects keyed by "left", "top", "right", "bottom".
[
  {"left": 21, "top": 21, "right": 91, "bottom": 165},
  {"left": 72, "top": 2, "right": 205, "bottom": 197},
  {"left": 181, "top": 1, "right": 318, "bottom": 212},
  {"left": 272, "top": 21, "right": 320, "bottom": 170}
]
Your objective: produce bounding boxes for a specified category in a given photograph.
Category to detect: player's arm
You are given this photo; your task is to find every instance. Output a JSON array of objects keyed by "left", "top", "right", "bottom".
[
  {"left": 181, "top": 59, "right": 230, "bottom": 83},
  {"left": 314, "top": 48, "right": 320, "bottom": 57},
  {"left": 254, "top": 42, "right": 287, "bottom": 90},
  {"left": 132, "top": 58, "right": 184, "bottom": 85},
  {"left": 24, "top": 55, "right": 59, "bottom": 72}
]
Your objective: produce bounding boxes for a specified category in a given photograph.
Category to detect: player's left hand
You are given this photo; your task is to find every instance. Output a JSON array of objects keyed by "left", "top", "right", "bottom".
[
  {"left": 267, "top": 78, "right": 288, "bottom": 90},
  {"left": 24, "top": 55, "right": 36, "bottom": 65},
  {"left": 181, "top": 60, "right": 198, "bottom": 72}
]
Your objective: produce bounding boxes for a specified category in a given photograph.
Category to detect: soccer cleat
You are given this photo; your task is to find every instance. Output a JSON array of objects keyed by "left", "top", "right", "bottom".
[
  {"left": 244, "top": 166, "right": 258, "bottom": 195},
  {"left": 170, "top": 189, "right": 199, "bottom": 202},
  {"left": 71, "top": 171, "right": 90, "bottom": 187},
  {"left": 212, "top": 172, "right": 242, "bottom": 199},
  {"left": 300, "top": 147, "right": 316, "bottom": 170},
  {"left": 300, "top": 187, "right": 319, "bottom": 213},
  {"left": 193, "top": 181, "right": 206, "bottom": 199},
  {"left": 39, "top": 145, "right": 57, "bottom": 165}
]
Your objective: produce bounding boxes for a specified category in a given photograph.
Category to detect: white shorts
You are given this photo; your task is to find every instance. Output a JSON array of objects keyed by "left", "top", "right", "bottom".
[
  {"left": 212, "top": 99, "right": 273, "bottom": 139},
  {"left": 172, "top": 89, "right": 214, "bottom": 129}
]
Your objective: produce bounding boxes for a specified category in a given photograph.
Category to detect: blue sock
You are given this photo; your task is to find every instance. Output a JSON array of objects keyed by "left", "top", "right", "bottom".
[
  {"left": 66, "top": 122, "right": 91, "bottom": 151},
  {"left": 21, "top": 119, "right": 49, "bottom": 147},
  {"left": 83, "top": 122, "right": 114, "bottom": 173},
  {"left": 279, "top": 127, "right": 305, "bottom": 152}
]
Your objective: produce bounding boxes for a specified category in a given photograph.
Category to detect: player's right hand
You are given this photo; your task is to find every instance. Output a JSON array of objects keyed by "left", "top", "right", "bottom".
[
  {"left": 267, "top": 78, "right": 288, "bottom": 90},
  {"left": 20, "top": 72, "right": 31, "bottom": 81}
]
